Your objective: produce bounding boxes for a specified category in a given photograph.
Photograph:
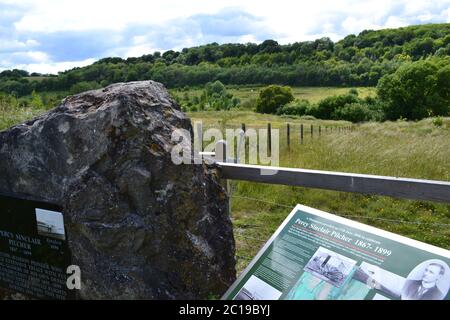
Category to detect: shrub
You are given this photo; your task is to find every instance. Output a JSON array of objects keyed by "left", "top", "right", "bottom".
[
  {"left": 432, "top": 116, "right": 443, "bottom": 127},
  {"left": 30, "top": 90, "right": 45, "bottom": 109},
  {"left": 377, "top": 57, "right": 450, "bottom": 120},
  {"left": 191, "top": 81, "right": 240, "bottom": 111},
  {"left": 332, "top": 103, "right": 373, "bottom": 123},
  {"left": 314, "top": 94, "right": 359, "bottom": 119},
  {"left": 277, "top": 99, "right": 310, "bottom": 116},
  {"left": 205, "top": 80, "right": 226, "bottom": 96},
  {"left": 349, "top": 88, "right": 359, "bottom": 96},
  {"left": 69, "top": 81, "right": 102, "bottom": 95},
  {"left": 256, "top": 85, "right": 294, "bottom": 114},
  {"left": 241, "top": 98, "right": 257, "bottom": 110}
]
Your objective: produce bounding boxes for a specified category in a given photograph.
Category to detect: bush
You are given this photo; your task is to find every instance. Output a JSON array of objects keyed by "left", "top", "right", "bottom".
[
  {"left": 256, "top": 85, "right": 294, "bottom": 114},
  {"left": 349, "top": 88, "right": 359, "bottom": 96},
  {"left": 276, "top": 99, "right": 310, "bottom": 116},
  {"left": 432, "top": 116, "right": 443, "bottom": 127},
  {"left": 313, "top": 94, "right": 359, "bottom": 119},
  {"left": 241, "top": 98, "right": 257, "bottom": 110},
  {"left": 377, "top": 57, "right": 450, "bottom": 120},
  {"left": 30, "top": 90, "right": 45, "bottom": 109},
  {"left": 309, "top": 94, "right": 386, "bottom": 122},
  {"left": 332, "top": 103, "right": 373, "bottom": 123},
  {"left": 205, "top": 80, "right": 226, "bottom": 96},
  {"left": 69, "top": 81, "right": 101, "bottom": 94},
  {"left": 188, "top": 81, "right": 240, "bottom": 111}
]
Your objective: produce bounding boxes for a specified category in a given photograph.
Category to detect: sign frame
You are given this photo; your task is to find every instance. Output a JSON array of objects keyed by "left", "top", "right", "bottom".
[
  {"left": 222, "top": 204, "right": 450, "bottom": 300},
  {"left": 0, "top": 191, "right": 74, "bottom": 300}
]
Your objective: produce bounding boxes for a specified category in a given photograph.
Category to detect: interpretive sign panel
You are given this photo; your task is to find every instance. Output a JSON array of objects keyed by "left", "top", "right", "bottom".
[
  {"left": 223, "top": 204, "right": 450, "bottom": 300},
  {"left": 0, "top": 192, "right": 73, "bottom": 299}
]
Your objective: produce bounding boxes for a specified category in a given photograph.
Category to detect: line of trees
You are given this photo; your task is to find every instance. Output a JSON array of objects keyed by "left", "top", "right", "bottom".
[
  {"left": 0, "top": 23, "right": 449, "bottom": 97},
  {"left": 259, "top": 57, "right": 450, "bottom": 122}
]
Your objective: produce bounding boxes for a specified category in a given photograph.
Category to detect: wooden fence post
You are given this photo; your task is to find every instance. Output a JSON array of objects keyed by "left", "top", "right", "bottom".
[
  {"left": 287, "top": 123, "right": 290, "bottom": 150},
  {"left": 215, "top": 140, "right": 231, "bottom": 215},
  {"left": 311, "top": 124, "right": 313, "bottom": 138},
  {"left": 268, "top": 123, "right": 272, "bottom": 157},
  {"left": 241, "top": 123, "right": 247, "bottom": 160},
  {"left": 300, "top": 124, "right": 304, "bottom": 144}
]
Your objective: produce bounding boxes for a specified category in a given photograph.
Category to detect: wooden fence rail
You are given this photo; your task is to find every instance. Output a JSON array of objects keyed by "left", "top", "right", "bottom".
[
  {"left": 209, "top": 140, "right": 450, "bottom": 204},
  {"left": 216, "top": 162, "right": 450, "bottom": 203}
]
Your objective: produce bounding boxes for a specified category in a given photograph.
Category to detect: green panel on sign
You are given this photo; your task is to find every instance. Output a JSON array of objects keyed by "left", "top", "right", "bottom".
[{"left": 223, "top": 204, "right": 450, "bottom": 301}]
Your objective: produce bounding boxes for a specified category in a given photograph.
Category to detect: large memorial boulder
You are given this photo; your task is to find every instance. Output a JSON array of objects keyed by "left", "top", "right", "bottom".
[{"left": 0, "top": 81, "right": 236, "bottom": 299}]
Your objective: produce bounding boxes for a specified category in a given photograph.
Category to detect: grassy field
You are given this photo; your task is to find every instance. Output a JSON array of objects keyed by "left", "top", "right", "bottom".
[
  {"left": 188, "top": 111, "right": 450, "bottom": 274},
  {"left": 230, "top": 85, "right": 376, "bottom": 103},
  {"left": 172, "top": 85, "right": 376, "bottom": 106},
  {"left": 1, "top": 88, "right": 449, "bottom": 277},
  {"left": 0, "top": 97, "right": 46, "bottom": 130}
]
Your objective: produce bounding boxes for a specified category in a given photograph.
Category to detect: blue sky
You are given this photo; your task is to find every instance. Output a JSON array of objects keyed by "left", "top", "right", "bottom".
[{"left": 0, "top": 0, "right": 449, "bottom": 74}]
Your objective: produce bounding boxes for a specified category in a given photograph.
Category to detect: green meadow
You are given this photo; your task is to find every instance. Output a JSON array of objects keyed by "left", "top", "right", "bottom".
[
  {"left": 189, "top": 111, "right": 450, "bottom": 273},
  {"left": 172, "top": 85, "right": 377, "bottom": 109},
  {"left": 1, "top": 88, "right": 449, "bottom": 276}
]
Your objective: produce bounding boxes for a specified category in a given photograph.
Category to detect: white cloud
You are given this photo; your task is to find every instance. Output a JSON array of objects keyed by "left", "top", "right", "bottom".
[
  {"left": 123, "top": 45, "right": 164, "bottom": 58},
  {"left": 341, "top": 17, "right": 381, "bottom": 34},
  {"left": 22, "top": 51, "right": 48, "bottom": 63},
  {"left": 0, "top": 39, "right": 39, "bottom": 51},
  {"left": 11, "top": 58, "right": 97, "bottom": 74},
  {"left": 384, "top": 16, "right": 409, "bottom": 29},
  {"left": 0, "top": 0, "right": 449, "bottom": 73},
  {"left": 238, "top": 34, "right": 258, "bottom": 43},
  {"left": 445, "top": 7, "right": 450, "bottom": 22}
]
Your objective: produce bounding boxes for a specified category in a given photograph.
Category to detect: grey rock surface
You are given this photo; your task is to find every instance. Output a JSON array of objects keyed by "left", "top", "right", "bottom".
[{"left": 0, "top": 81, "right": 236, "bottom": 299}]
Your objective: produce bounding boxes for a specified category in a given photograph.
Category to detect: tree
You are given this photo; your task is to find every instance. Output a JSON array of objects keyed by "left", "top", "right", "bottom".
[
  {"left": 256, "top": 85, "right": 294, "bottom": 114},
  {"left": 377, "top": 57, "right": 450, "bottom": 120},
  {"left": 205, "top": 80, "right": 226, "bottom": 96},
  {"left": 2, "top": 23, "right": 449, "bottom": 94},
  {"left": 313, "top": 94, "right": 359, "bottom": 119}
]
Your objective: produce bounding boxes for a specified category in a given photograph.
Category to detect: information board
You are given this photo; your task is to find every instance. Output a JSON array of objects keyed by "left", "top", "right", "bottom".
[
  {"left": 223, "top": 204, "right": 450, "bottom": 300},
  {"left": 0, "top": 192, "right": 73, "bottom": 299}
]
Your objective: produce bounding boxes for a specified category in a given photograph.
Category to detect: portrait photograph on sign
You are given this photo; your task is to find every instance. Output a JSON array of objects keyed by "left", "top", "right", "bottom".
[{"left": 401, "top": 259, "right": 450, "bottom": 300}]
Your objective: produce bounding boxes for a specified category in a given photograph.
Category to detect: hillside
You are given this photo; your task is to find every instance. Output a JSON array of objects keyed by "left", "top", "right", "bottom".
[{"left": 0, "top": 23, "right": 449, "bottom": 96}]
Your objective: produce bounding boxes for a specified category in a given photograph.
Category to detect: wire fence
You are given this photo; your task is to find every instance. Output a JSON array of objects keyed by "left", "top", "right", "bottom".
[
  {"left": 210, "top": 127, "right": 450, "bottom": 266},
  {"left": 231, "top": 191, "right": 450, "bottom": 265},
  {"left": 229, "top": 189, "right": 450, "bottom": 265},
  {"left": 231, "top": 194, "right": 450, "bottom": 228}
]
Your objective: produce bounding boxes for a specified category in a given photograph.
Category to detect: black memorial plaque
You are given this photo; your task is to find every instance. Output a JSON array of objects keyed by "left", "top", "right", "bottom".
[{"left": 0, "top": 192, "right": 74, "bottom": 299}]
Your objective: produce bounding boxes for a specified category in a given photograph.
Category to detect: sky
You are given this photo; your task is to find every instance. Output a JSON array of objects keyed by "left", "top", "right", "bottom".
[{"left": 0, "top": 0, "right": 449, "bottom": 74}]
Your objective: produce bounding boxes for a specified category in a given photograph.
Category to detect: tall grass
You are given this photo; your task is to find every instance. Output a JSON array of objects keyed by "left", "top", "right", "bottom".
[
  {"left": 1, "top": 92, "right": 449, "bottom": 275},
  {"left": 172, "top": 85, "right": 377, "bottom": 106},
  {"left": 0, "top": 95, "right": 46, "bottom": 131},
  {"left": 221, "top": 115, "right": 450, "bottom": 273}
]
